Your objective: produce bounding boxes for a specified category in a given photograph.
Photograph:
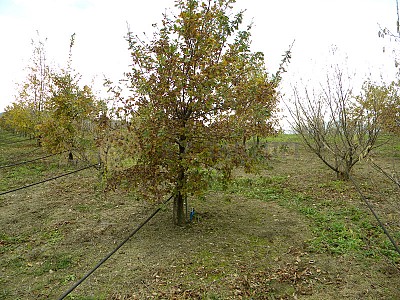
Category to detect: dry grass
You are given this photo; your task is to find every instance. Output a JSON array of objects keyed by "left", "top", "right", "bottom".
[{"left": 0, "top": 132, "right": 399, "bottom": 299}]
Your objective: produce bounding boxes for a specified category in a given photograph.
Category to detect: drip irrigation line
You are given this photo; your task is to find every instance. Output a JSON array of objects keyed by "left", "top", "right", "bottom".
[
  {"left": 0, "top": 151, "right": 64, "bottom": 169},
  {"left": 369, "top": 160, "right": 400, "bottom": 189},
  {"left": 349, "top": 175, "right": 400, "bottom": 256},
  {"left": 0, "top": 164, "right": 97, "bottom": 196},
  {"left": 368, "top": 162, "right": 400, "bottom": 213},
  {"left": 0, "top": 138, "right": 32, "bottom": 146},
  {"left": 58, "top": 194, "right": 173, "bottom": 300}
]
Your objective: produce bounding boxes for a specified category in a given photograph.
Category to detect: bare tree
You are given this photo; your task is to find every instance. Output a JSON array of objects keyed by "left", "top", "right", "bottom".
[{"left": 289, "top": 64, "right": 381, "bottom": 180}]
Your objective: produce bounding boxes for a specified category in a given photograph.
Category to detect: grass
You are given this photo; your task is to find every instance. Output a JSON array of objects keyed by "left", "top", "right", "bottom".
[
  {"left": 211, "top": 172, "right": 399, "bottom": 262},
  {"left": 0, "top": 131, "right": 399, "bottom": 299},
  {"left": 264, "top": 133, "right": 302, "bottom": 143}
]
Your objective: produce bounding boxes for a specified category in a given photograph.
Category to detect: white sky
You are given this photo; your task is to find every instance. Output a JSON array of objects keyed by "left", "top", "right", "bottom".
[{"left": 0, "top": 0, "right": 398, "bottom": 118}]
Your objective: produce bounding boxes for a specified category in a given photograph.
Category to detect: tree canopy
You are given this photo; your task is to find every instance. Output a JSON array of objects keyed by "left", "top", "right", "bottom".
[{"left": 105, "top": 0, "right": 284, "bottom": 225}]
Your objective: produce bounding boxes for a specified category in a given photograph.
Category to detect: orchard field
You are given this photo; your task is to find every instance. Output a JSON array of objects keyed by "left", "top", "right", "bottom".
[
  {"left": 1, "top": 130, "right": 399, "bottom": 299},
  {"left": 1, "top": 1, "right": 400, "bottom": 299}
]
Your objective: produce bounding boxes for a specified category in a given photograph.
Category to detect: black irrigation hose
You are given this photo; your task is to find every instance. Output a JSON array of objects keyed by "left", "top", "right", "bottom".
[
  {"left": 0, "top": 151, "right": 64, "bottom": 169},
  {"left": 58, "top": 194, "right": 173, "bottom": 300},
  {"left": 349, "top": 175, "right": 400, "bottom": 256},
  {"left": 369, "top": 161, "right": 400, "bottom": 189},
  {"left": 0, "top": 164, "right": 97, "bottom": 196}
]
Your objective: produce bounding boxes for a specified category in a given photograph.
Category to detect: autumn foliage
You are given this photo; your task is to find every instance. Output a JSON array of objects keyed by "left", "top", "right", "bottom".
[
  {"left": 0, "top": 1, "right": 286, "bottom": 226},
  {"left": 0, "top": 34, "right": 100, "bottom": 161},
  {"left": 103, "top": 0, "right": 283, "bottom": 225}
]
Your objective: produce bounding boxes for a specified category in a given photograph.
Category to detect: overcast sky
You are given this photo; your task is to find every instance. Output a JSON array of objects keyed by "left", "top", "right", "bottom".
[{"left": 0, "top": 0, "right": 398, "bottom": 116}]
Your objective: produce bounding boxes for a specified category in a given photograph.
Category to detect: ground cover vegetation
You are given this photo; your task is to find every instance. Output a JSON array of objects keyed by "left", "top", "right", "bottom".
[
  {"left": 0, "top": 0, "right": 399, "bottom": 299},
  {"left": 0, "top": 131, "right": 399, "bottom": 299}
]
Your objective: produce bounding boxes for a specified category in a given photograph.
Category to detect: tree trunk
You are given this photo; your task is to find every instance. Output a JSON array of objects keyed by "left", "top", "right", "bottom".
[
  {"left": 37, "top": 135, "right": 42, "bottom": 147},
  {"left": 68, "top": 151, "right": 74, "bottom": 161},
  {"left": 173, "top": 166, "right": 186, "bottom": 226},
  {"left": 336, "top": 170, "right": 349, "bottom": 181},
  {"left": 173, "top": 191, "right": 185, "bottom": 226},
  {"left": 173, "top": 136, "right": 186, "bottom": 226}
]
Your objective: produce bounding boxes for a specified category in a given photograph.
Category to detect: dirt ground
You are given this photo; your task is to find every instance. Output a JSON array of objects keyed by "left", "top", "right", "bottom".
[{"left": 0, "top": 135, "right": 399, "bottom": 299}]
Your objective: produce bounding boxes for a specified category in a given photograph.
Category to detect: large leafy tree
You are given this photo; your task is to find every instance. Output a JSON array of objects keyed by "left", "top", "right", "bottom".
[{"left": 108, "top": 0, "right": 282, "bottom": 225}]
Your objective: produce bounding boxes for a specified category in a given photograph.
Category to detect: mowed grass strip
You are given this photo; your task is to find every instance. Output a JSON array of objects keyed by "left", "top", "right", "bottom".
[{"left": 0, "top": 131, "right": 399, "bottom": 299}]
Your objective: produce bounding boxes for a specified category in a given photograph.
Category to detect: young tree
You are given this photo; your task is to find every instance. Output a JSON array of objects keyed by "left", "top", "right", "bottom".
[
  {"left": 38, "top": 34, "right": 98, "bottom": 160},
  {"left": 21, "top": 32, "right": 51, "bottom": 139},
  {"left": 290, "top": 64, "right": 381, "bottom": 181},
  {"left": 27, "top": 32, "right": 50, "bottom": 118},
  {"left": 3, "top": 32, "right": 51, "bottom": 139},
  {"left": 108, "top": 0, "right": 282, "bottom": 225}
]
